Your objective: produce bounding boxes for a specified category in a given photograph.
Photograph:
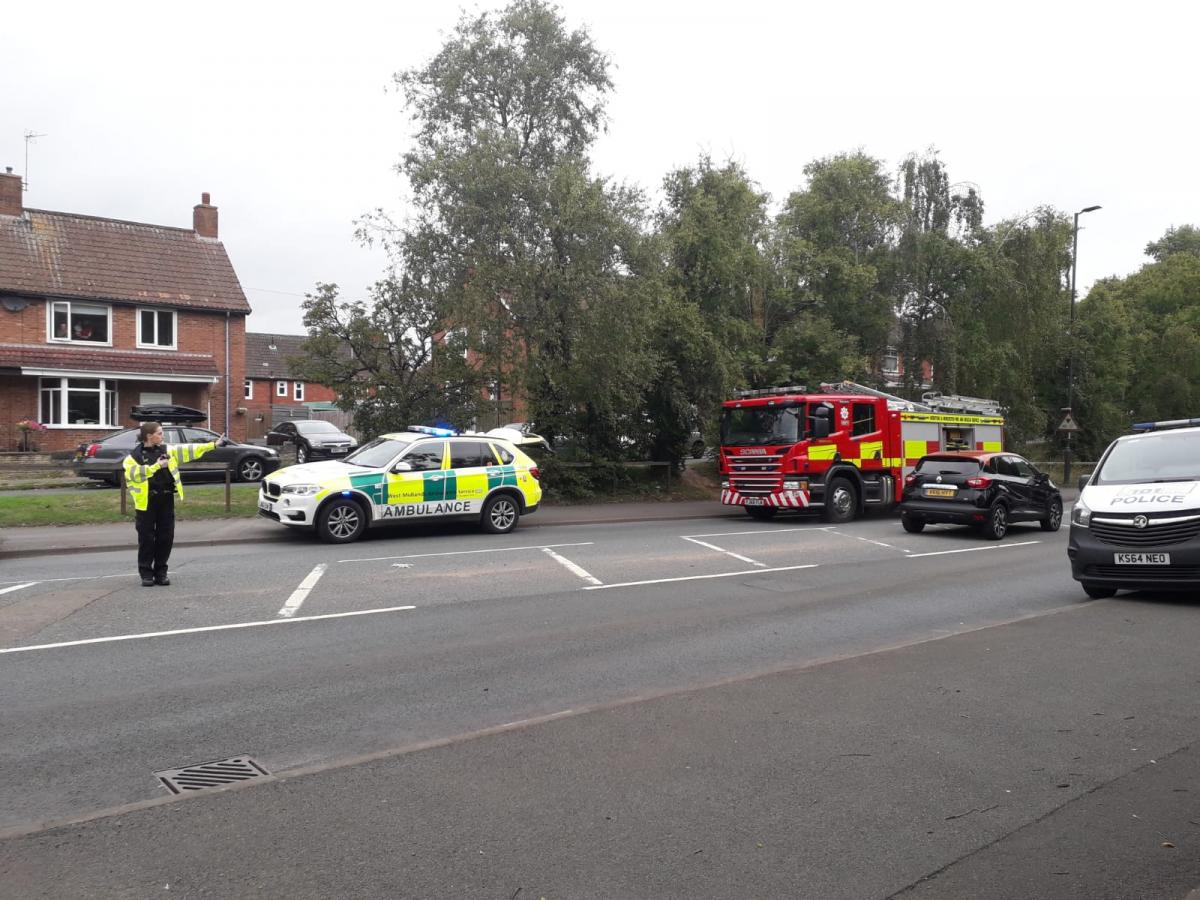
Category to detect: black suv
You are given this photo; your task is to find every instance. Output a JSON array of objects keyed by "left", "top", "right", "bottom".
[
  {"left": 899, "top": 452, "right": 1063, "bottom": 539},
  {"left": 74, "top": 425, "right": 281, "bottom": 485},
  {"left": 266, "top": 420, "right": 357, "bottom": 464}
]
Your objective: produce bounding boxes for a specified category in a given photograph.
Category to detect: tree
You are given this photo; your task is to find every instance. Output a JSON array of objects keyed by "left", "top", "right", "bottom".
[{"left": 1145, "top": 225, "right": 1200, "bottom": 263}]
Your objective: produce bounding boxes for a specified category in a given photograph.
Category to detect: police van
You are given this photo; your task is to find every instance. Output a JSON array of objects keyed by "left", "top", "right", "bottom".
[
  {"left": 258, "top": 426, "right": 543, "bottom": 543},
  {"left": 1068, "top": 418, "right": 1200, "bottom": 598}
]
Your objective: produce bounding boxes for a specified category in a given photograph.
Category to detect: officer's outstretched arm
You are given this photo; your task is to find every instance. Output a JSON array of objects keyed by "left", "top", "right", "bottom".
[{"left": 167, "top": 442, "right": 218, "bottom": 466}]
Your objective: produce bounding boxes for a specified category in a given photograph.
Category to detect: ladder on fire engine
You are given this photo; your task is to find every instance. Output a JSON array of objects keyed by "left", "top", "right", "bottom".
[
  {"left": 819, "top": 381, "right": 926, "bottom": 412},
  {"left": 920, "top": 391, "right": 1003, "bottom": 417}
]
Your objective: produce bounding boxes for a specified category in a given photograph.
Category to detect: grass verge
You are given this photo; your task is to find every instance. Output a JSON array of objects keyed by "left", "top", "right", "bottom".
[{"left": 0, "top": 485, "right": 261, "bottom": 528}]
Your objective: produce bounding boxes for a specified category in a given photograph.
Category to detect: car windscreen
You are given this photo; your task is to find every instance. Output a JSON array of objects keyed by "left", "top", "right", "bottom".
[
  {"left": 720, "top": 403, "right": 803, "bottom": 446},
  {"left": 343, "top": 437, "right": 412, "bottom": 467},
  {"left": 915, "top": 458, "right": 981, "bottom": 476},
  {"left": 1093, "top": 431, "right": 1200, "bottom": 484},
  {"left": 295, "top": 421, "right": 340, "bottom": 434}
]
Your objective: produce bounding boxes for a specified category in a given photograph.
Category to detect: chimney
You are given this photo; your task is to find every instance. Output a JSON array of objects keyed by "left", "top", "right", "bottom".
[
  {"left": 193, "top": 191, "right": 218, "bottom": 238},
  {"left": 0, "top": 167, "right": 22, "bottom": 217}
]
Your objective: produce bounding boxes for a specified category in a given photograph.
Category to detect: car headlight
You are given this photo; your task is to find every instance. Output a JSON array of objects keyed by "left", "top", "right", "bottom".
[
  {"left": 281, "top": 484, "right": 321, "bottom": 496},
  {"left": 1071, "top": 500, "right": 1091, "bottom": 527}
]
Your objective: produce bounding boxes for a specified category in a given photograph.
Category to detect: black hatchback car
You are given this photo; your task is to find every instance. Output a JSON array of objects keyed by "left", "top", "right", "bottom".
[
  {"left": 899, "top": 451, "right": 1063, "bottom": 539},
  {"left": 266, "top": 420, "right": 357, "bottom": 464},
  {"left": 74, "top": 425, "right": 281, "bottom": 485}
]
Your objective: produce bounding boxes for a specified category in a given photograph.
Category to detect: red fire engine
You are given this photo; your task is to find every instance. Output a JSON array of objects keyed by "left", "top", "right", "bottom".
[{"left": 718, "top": 381, "right": 1005, "bottom": 522}]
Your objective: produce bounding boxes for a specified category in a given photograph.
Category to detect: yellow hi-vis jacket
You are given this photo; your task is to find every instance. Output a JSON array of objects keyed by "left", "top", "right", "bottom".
[{"left": 123, "top": 442, "right": 217, "bottom": 512}]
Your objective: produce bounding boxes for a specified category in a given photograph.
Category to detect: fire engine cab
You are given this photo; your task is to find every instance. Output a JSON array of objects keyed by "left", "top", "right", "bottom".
[{"left": 718, "top": 381, "right": 1005, "bottom": 522}]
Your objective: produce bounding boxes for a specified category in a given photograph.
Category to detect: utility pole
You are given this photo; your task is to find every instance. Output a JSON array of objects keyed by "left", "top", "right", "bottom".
[{"left": 1065, "top": 205, "right": 1101, "bottom": 484}]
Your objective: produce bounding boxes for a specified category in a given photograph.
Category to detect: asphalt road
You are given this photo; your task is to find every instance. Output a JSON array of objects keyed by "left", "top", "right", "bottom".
[{"left": 2, "top": 510, "right": 1198, "bottom": 898}]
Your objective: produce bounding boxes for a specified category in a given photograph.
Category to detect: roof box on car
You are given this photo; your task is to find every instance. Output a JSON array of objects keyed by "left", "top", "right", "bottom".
[{"left": 129, "top": 404, "right": 207, "bottom": 424}]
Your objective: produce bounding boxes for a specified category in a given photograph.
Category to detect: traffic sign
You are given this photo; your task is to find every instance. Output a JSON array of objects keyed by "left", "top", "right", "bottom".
[{"left": 1057, "top": 412, "right": 1081, "bottom": 433}]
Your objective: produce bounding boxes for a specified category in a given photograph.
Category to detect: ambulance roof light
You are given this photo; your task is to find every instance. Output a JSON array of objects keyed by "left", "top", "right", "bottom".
[
  {"left": 1131, "top": 418, "right": 1200, "bottom": 432},
  {"left": 408, "top": 425, "right": 458, "bottom": 437}
]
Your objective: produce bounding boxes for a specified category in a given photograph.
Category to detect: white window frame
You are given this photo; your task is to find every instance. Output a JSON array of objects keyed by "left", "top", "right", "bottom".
[
  {"left": 294, "top": 381, "right": 305, "bottom": 402},
  {"left": 46, "top": 300, "right": 113, "bottom": 346},
  {"left": 276, "top": 380, "right": 288, "bottom": 397},
  {"left": 881, "top": 349, "right": 900, "bottom": 376},
  {"left": 244, "top": 379, "right": 253, "bottom": 400},
  {"left": 38, "top": 376, "right": 120, "bottom": 429},
  {"left": 136, "top": 307, "right": 178, "bottom": 350}
]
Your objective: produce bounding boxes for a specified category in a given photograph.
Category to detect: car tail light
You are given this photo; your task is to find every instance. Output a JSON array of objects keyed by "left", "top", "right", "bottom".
[
  {"left": 965, "top": 475, "right": 992, "bottom": 489},
  {"left": 904, "top": 473, "right": 916, "bottom": 487},
  {"left": 529, "top": 467, "right": 540, "bottom": 481},
  {"left": 86, "top": 443, "right": 102, "bottom": 458}
]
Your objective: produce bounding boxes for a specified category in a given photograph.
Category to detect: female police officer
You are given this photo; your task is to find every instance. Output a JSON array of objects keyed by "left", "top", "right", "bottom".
[{"left": 123, "top": 422, "right": 230, "bottom": 586}]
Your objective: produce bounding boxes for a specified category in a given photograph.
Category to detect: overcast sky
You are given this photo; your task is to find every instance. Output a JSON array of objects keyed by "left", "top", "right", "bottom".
[{"left": 4, "top": 1, "right": 1196, "bottom": 336}]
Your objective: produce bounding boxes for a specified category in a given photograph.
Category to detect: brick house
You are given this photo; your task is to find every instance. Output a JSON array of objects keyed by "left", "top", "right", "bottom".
[
  {"left": 0, "top": 169, "right": 250, "bottom": 453},
  {"left": 243, "top": 332, "right": 339, "bottom": 440}
]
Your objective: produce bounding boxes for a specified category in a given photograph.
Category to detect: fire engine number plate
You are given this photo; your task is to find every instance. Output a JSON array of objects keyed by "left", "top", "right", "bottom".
[
  {"left": 1114, "top": 552, "right": 1170, "bottom": 565},
  {"left": 925, "top": 487, "right": 956, "bottom": 498},
  {"left": 744, "top": 497, "right": 765, "bottom": 506}
]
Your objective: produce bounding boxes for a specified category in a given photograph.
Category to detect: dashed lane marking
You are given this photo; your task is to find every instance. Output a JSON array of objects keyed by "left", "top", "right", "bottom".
[
  {"left": 278, "top": 564, "right": 328, "bottom": 618},
  {"left": 828, "top": 530, "right": 911, "bottom": 553},
  {"left": 584, "top": 563, "right": 818, "bottom": 591},
  {"left": 683, "top": 527, "right": 835, "bottom": 539},
  {"left": 0, "top": 582, "right": 37, "bottom": 596},
  {"left": 338, "top": 542, "right": 594, "bottom": 564},
  {"left": 0, "top": 573, "right": 129, "bottom": 586}
]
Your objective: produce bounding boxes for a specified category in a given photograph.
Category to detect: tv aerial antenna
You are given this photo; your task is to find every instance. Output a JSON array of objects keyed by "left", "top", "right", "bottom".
[{"left": 24, "top": 130, "right": 47, "bottom": 191}]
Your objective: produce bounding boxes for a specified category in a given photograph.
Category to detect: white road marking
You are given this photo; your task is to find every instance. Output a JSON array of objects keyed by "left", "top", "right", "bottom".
[
  {"left": 828, "top": 530, "right": 909, "bottom": 553},
  {"left": 541, "top": 547, "right": 603, "bottom": 585},
  {"left": 0, "top": 573, "right": 129, "bottom": 586},
  {"left": 584, "top": 563, "right": 818, "bottom": 591},
  {"left": 0, "top": 605, "right": 418, "bottom": 655},
  {"left": 906, "top": 540, "right": 1040, "bottom": 559},
  {"left": 278, "top": 564, "right": 327, "bottom": 618},
  {"left": 339, "top": 542, "right": 594, "bottom": 563},
  {"left": 684, "top": 527, "right": 834, "bottom": 538},
  {"left": 682, "top": 536, "right": 767, "bottom": 567},
  {"left": 0, "top": 582, "right": 37, "bottom": 596}
]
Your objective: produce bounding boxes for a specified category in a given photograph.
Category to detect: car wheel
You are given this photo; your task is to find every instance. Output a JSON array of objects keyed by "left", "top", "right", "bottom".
[
  {"left": 901, "top": 514, "right": 925, "bottom": 533},
  {"left": 1040, "top": 498, "right": 1063, "bottom": 532},
  {"left": 481, "top": 493, "right": 520, "bottom": 534},
  {"left": 746, "top": 505, "right": 777, "bottom": 520},
  {"left": 823, "top": 478, "right": 856, "bottom": 523},
  {"left": 316, "top": 498, "right": 367, "bottom": 543},
  {"left": 296, "top": 443, "right": 309, "bottom": 465},
  {"left": 1082, "top": 582, "right": 1116, "bottom": 600},
  {"left": 691, "top": 440, "right": 705, "bottom": 460},
  {"left": 237, "top": 456, "right": 265, "bottom": 482},
  {"left": 980, "top": 502, "right": 1008, "bottom": 540}
]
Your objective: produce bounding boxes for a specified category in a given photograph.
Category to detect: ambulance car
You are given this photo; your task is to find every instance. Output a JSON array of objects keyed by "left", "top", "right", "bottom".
[
  {"left": 258, "top": 426, "right": 542, "bottom": 543},
  {"left": 1068, "top": 418, "right": 1200, "bottom": 598}
]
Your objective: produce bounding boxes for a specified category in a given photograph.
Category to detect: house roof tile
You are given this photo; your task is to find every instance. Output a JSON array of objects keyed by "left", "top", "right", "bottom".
[
  {"left": 0, "top": 342, "right": 219, "bottom": 378},
  {"left": 245, "top": 332, "right": 308, "bottom": 380},
  {"left": 0, "top": 209, "right": 250, "bottom": 313}
]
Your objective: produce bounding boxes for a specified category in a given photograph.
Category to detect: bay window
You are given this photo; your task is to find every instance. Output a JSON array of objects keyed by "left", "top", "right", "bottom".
[{"left": 39, "top": 377, "right": 119, "bottom": 427}]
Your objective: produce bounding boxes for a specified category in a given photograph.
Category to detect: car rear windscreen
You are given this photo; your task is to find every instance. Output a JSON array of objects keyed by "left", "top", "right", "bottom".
[{"left": 915, "top": 458, "right": 981, "bottom": 476}]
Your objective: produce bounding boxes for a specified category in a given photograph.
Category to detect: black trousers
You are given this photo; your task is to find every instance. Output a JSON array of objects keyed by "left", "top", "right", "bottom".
[{"left": 135, "top": 492, "right": 176, "bottom": 579}]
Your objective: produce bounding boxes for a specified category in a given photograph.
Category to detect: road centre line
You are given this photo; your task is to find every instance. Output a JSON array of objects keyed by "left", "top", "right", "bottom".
[
  {"left": 278, "top": 563, "right": 328, "bottom": 618},
  {"left": 338, "top": 542, "right": 594, "bottom": 564},
  {"left": 0, "top": 582, "right": 37, "bottom": 596},
  {"left": 541, "top": 547, "right": 603, "bottom": 585},
  {"left": 905, "top": 540, "right": 1040, "bottom": 559},
  {"left": 683, "top": 527, "right": 835, "bottom": 539},
  {"left": 681, "top": 536, "right": 767, "bottom": 568},
  {"left": 584, "top": 564, "right": 818, "bottom": 591},
  {"left": 0, "top": 604, "right": 418, "bottom": 655}
]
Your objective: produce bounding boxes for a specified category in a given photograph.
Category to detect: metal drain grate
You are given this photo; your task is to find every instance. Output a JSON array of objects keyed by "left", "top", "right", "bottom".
[{"left": 156, "top": 756, "right": 270, "bottom": 794}]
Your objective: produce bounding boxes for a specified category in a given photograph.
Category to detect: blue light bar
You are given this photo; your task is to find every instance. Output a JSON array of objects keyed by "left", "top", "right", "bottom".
[
  {"left": 408, "top": 425, "right": 458, "bottom": 437},
  {"left": 1131, "top": 418, "right": 1200, "bottom": 432}
]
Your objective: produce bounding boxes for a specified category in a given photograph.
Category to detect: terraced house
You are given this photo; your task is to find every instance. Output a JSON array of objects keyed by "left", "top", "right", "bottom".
[{"left": 0, "top": 168, "right": 250, "bottom": 452}]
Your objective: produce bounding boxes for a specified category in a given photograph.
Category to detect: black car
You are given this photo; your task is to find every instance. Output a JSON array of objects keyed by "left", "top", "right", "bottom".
[
  {"left": 265, "top": 420, "right": 357, "bottom": 464},
  {"left": 899, "top": 451, "right": 1063, "bottom": 539},
  {"left": 74, "top": 425, "right": 281, "bottom": 485}
]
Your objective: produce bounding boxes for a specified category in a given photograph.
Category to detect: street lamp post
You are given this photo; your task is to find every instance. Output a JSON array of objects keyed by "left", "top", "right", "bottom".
[{"left": 1065, "top": 204, "right": 1101, "bottom": 484}]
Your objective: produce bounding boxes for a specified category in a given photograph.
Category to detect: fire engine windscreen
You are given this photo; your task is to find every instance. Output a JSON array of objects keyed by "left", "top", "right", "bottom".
[{"left": 721, "top": 403, "right": 803, "bottom": 446}]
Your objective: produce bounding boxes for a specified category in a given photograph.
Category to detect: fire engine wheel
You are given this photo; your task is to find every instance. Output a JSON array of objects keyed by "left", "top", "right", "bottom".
[
  {"left": 823, "top": 478, "right": 856, "bottom": 523},
  {"left": 317, "top": 497, "right": 367, "bottom": 544},
  {"left": 980, "top": 502, "right": 1009, "bottom": 540},
  {"left": 745, "top": 505, "right": 777, "bottom": 520},
  {"left": 1041, "top": 499, "right": 1063, "bottom": 532},
  {"left": 901, "top": 514, "right": 925, "bottom": 533}
]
